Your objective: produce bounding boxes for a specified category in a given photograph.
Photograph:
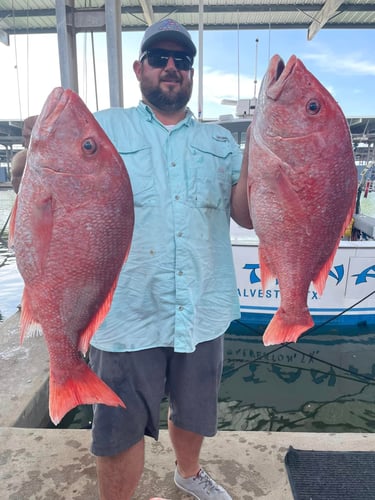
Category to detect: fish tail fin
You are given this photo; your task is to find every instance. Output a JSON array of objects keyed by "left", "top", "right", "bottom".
[
  {"left": 263, "top": 308, "right": 314, "bottom": 346},
  {"left": 49, "top": 361, "right": 126, "bottom": 426}
]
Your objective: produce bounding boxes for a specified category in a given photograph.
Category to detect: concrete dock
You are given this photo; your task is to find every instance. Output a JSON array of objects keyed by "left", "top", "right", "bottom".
[{"left": 1, "top": 312, "right": 375, "bottom": 499}]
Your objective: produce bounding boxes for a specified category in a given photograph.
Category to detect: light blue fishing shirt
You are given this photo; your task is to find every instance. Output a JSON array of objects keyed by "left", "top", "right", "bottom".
[{"left": 91, "top": 102, "right": 242, "bottom": 353}]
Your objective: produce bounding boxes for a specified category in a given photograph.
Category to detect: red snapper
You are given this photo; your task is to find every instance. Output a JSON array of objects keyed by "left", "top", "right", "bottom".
[
  {"left": 10, "top": 87, "right": 134, "bottom": 424},
  {"left": 247, "top": 55, "right": 357, "bottom": 346}
]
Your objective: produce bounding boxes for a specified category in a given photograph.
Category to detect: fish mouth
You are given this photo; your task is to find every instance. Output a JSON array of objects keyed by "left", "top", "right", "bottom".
[
  {"left": 32, "top": 87, "right": 72, "bottom": 139},
  {"left": 266, "top": 54, "right": 297, "bottom": 100}
]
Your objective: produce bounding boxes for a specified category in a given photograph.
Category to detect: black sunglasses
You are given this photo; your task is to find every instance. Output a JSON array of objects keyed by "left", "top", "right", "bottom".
[{"left": 140, "top": 48, "right": 193, "bottom": 71}]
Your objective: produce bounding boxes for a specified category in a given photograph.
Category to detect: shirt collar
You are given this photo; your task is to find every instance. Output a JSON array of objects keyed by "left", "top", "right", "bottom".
[{"left": 137, "top": 101, "right": 195, "bottom": 128}]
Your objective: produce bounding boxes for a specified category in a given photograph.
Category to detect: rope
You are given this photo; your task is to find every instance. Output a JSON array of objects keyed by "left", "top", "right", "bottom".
[
  {"left": 91, "top": 31, "right": 99, "bottom": 111},
  {"left": 11, "top": 0, "right": 22, "bottom": 120},
  {"left": 26, "top": 0, "right": 30, "bottom": 116},
  {"left": 226, "top": 289, "right": 375, "bottom": 385}
]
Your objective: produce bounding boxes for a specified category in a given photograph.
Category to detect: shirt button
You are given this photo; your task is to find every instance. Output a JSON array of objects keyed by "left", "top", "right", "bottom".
[
  {"left": 177, "top": 271, "right": 183, "bottom": 276},
  {"left": 178, "top": 305, "right": 184, "bottom": 311},
  {"left": 175, "top": 195, "right": 180, "bottom": 200},
  {"left": 171, "top": 161, "right": 176, "bottom": 167},
  {"left": 177, "top": 232, "right": 183, "bottom": 237}
]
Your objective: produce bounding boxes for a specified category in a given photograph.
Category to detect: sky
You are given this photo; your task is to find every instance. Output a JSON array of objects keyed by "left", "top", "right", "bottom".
[{"left": 0, "top": 26, "right": 374, "bottom": 122}]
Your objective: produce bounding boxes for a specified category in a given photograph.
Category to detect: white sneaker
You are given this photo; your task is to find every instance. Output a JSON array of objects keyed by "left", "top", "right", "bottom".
[{"left": 174, "top": 468, "right": 232, "bottom": 499}]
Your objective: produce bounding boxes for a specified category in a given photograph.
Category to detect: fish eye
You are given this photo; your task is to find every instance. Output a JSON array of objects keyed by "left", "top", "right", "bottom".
[
  {"left": 82, "top": 138, "right": 97, "bottom": 154},
  {"left": 306, "top": 99, "right": 321, "bottom": 115}
]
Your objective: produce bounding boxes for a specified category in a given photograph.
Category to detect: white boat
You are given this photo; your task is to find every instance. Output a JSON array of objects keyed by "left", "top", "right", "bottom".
[{"left": 230, "top": 221, "right": 375, "bottom": 336}]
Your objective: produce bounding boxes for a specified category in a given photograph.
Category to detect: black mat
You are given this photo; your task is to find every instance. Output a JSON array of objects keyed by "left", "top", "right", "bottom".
[{"left": 284, "top": 446, "right": 375, "bottom": 500}]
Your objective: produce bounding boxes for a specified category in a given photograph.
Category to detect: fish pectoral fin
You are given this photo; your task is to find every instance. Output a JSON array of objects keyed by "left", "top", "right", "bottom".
[
  {"left": 30, "top": 196, "right": 54, "bottom": 270},
  {"left": 49, "top": 361, "right": 126, "bottom": 426},
  {"left": 78, "top": 277, "right": 120, "bottom": 354},
  {"left": 274, "top": 164, "right": 305, "bottom": 219}
]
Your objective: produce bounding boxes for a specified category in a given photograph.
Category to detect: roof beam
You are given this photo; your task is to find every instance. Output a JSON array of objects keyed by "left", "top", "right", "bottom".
[
  {"left": 3, "top": 3, "right": 375, "bottom": 19},
  {"left": 307, "top": 0, "right": 345, "bottom": 39},
  {"left": 138, "top": 0, "right": 155, "bottom": 26},
  {"left": 2, "top": 2, "right": 375, "bottom": 36},
  {"left": 3, "top": 21, "right": 375, "bottom": 36},
  {"left": 0, "top": 28, "right": 9, "bottom": 45}
]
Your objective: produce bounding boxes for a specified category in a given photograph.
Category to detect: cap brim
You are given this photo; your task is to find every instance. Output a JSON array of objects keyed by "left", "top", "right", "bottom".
[{"left": 141, "top": 32, "right": 196, "bottom": 57}]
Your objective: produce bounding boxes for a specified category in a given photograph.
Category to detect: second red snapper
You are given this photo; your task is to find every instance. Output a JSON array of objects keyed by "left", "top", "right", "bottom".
[
  {"left": 247, "top": 55, "right": 357, "bottom": 346},
  {"left": 9, "top": 87, "right": 134, "bottom": 424}
]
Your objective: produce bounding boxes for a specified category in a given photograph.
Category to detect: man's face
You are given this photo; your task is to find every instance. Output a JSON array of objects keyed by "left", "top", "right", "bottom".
[{"left": 134, "top": 41, "right": 194, "bottom": 113}]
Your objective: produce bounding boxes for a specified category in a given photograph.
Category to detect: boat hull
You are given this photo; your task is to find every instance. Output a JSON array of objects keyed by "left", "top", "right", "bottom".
[{"left": 231, "top": 227, "right": 375, "bottom": 334}]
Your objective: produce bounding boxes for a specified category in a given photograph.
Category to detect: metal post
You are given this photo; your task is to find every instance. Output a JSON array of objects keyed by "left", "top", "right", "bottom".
[
  {"left": 198, "top": 0, "right": 204, "bottom": 120},
  {"left": 105, "top": 0, "right": 123, "bottom": 108},
  {"left": 55, "top": 0, "right": 78, "bottom": 91}
]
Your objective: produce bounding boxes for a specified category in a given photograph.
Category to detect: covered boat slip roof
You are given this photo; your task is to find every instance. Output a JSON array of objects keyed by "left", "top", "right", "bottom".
[
  {"left": 0, "top": 1, "right": 374, "bottom": 150},
  {"left": 1, "top": 1, "right": 375, "bottom": 93},
  {"left": 1, "top": 1, "right": 375, "bottom": 102},
  {"left": 1, "top": 1, "right": 375, "bottom": 97},
  {"left": 1, "top": 0, "right": 375, "bottom": 38}
]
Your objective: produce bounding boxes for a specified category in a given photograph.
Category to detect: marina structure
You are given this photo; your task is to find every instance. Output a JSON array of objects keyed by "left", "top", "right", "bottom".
[{"left": 1, "top": 3, "right": 375, "bottom": 498}]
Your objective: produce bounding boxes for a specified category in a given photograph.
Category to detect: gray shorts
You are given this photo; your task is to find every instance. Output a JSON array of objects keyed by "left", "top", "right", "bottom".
[{"left": 89, "top": 336, "right": 224, "bottom": 457}]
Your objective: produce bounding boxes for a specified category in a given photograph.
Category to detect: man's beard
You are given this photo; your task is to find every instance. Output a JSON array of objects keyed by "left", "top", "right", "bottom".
[{"left": 140, "top": 72, "right": 192, "bottom": 113}]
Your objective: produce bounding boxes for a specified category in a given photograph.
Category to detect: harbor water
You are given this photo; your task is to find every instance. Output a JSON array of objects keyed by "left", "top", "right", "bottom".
[
  {"left": 0, "top": 188, "right": 23, "bottom": 321},
  {"left": 1, "top": 186, "right": 375, "bottom": 433}
]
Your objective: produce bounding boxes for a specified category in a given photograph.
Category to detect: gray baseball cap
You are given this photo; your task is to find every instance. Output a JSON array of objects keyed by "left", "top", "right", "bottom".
[{"left": 140, "top": 18, "right": 196, "bottom": 57}]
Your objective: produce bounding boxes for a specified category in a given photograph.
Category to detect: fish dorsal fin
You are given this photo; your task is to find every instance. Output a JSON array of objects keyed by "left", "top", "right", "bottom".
[
  {"left": 8, "top": 196, "right": 18, "bottom": 248},
  {"left": 313, "top": 258, "right": 332, "bottom": 296},
  {"left": 9, "top": 194, "right": 53, "bottom": 272},
  {"left": 78, "top": 276, "right": 120, "bottom": 355},
  {"left": 30, "top": 196, "right": 54, "bottom": 272},
  {"left": 258, "top": 246, "right": 275, "bottom": 290}
]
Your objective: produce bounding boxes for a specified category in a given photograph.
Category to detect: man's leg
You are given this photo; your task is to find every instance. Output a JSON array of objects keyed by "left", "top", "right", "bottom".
[
  {"left": 96, "top": 439, "right": 145, "bottom": 500},
  {"left": 90, "top": 347, "right": 168, "bottom": 498},
  {"left": 167, "top": 338, "right": 232, "bottom": 498},
  {"left": 168, "top": 417, "right": 203, "bottom": 477},
  {"left": 167, "top": 337, "right": 223, "bottom": 478},
  {"left": 169, "top": 417, "right": 232, "bottom": 499}
]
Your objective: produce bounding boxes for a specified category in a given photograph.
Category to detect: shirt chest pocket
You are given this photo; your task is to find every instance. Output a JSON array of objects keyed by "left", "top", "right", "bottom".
[
  {"left": 118, "top": 143, "right": 157, "bottom": 207},
  {"left": 188, "top": 138, "right": 233, "bottom": 209}
]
